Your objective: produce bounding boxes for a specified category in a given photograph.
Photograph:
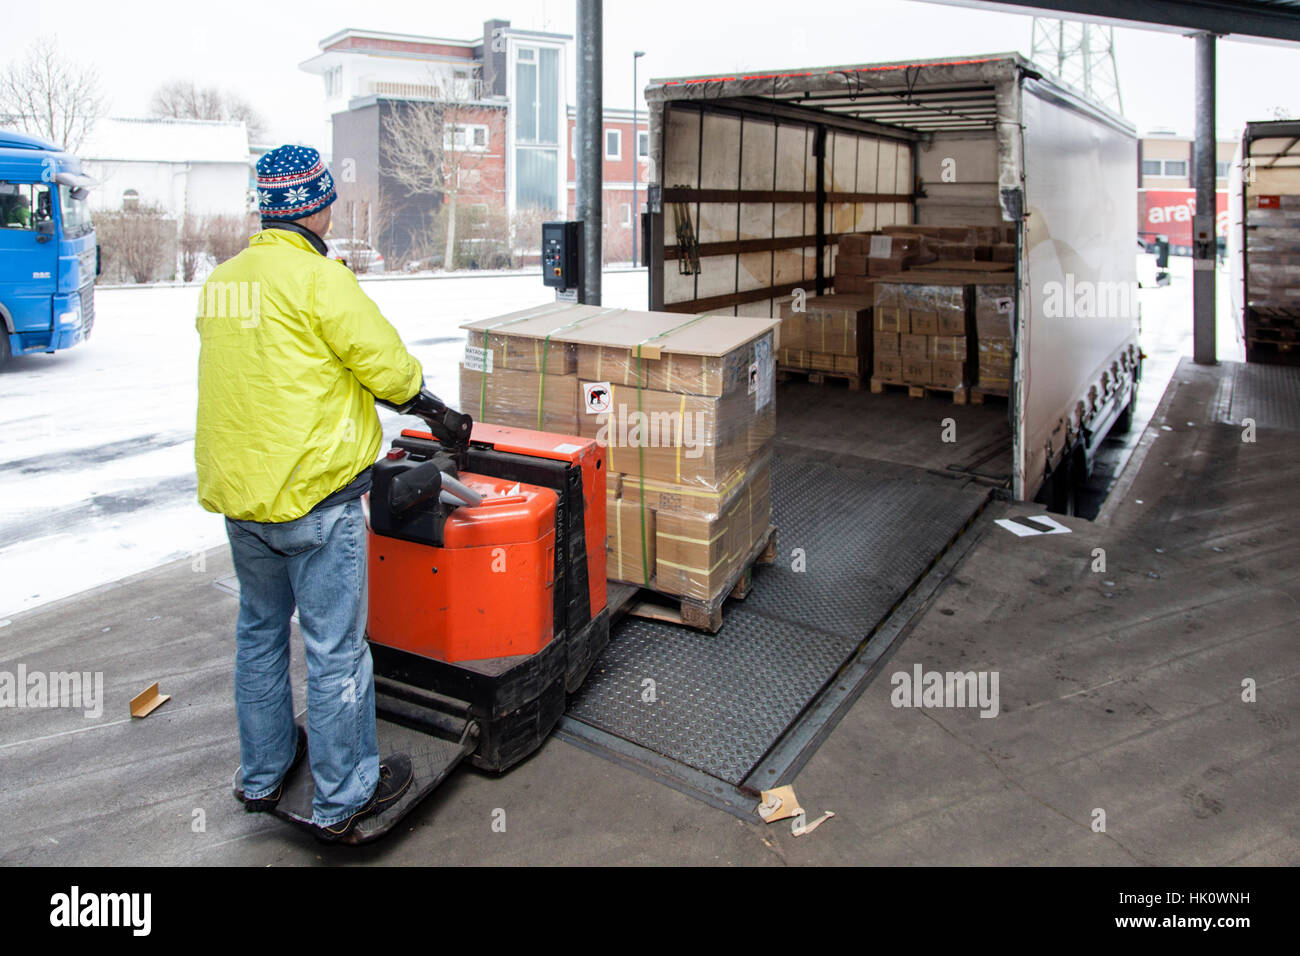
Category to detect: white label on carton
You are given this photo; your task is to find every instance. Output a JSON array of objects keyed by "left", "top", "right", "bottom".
[
  {"left": 464, "top": 345, "right": 493, "bottom": 373},
  {"left": 553, "top": 442, "right": 583, "bottom": 454},
  {"left": 995, "top": 297, "right": 1014, "bottom": 315},
  {"left": 869, "top": 235, "right": 893, "bottom": 258},
  {"left": 753, "top": 336, "right": 774, "bottom": 411},
  {"left": 583, "top": 381, "right": 613, "bottom": 415}
]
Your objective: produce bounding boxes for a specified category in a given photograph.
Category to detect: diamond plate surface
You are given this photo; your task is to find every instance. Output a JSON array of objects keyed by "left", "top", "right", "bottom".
[
  {"left": 566, "top": 449, "right": 988, "bottom": 785},
  {"left": 1225, "top": 363, "right": 1300, "bottom": 432}
]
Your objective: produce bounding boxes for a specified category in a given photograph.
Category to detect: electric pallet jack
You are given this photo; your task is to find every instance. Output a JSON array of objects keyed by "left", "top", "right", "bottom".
[{"left": 233, "top": 389, "right": 609, "bottom": 843}]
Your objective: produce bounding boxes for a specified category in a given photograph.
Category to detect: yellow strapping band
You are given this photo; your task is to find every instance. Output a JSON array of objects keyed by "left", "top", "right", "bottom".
[{"left": 675, "top": 393, "right": 686, "bottom": 483}]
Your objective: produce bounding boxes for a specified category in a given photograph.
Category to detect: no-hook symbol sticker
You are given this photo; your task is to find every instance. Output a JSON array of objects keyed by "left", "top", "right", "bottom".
[{"left": 583, "top": 381, "right": 612, "bottom": 414}]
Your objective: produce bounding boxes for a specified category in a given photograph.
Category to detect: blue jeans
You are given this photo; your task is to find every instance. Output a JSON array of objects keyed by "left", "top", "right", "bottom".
[{"left": 225, "top": 498, "right": 380, "bottom": 827}]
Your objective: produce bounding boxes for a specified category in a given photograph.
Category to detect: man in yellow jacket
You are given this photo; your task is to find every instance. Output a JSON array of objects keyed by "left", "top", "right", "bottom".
[{"left": 196, "top": 144, "right": 416, "bottom": 842}]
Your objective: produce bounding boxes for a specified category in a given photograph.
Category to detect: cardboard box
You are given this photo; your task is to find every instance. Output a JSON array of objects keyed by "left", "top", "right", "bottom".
[
  {"left": 834, "top": 354, "right": 864, "bottom": 374},
  {"left": 655, "top": 458, "right": 771, "bottom": 601},
  {"left": 576, "top": 381, "right": 751, "bottom": 448},
  {"left": 931, "top": 359, "right": 966, "bottom": 388},
  {"left": 620, "top": 460, "right": 751, "bottom": 517},
  {"left": 901, "top": 333, "right": 930, "bottom": 360},
  {"left": 804, "top": 297, "right": 871, "bottom": 356},
  {"left": 931, "top": 335, "right": 967, "bottom": 359},
  {"left": 874, "top": 307, "right": 905, "bottom": 332},
  {"left": 836, "top": 253, "right": 869, "bottom": 275},
  {"left": 607, "top": 499, "right": 656, "bottom": 585},
  {"left": 873, "top": 330, "right": 900, "bottom": 354},
  {"left": 908, "top": 310, "right": 938, "bottom": 335},
  {"left": 464, "top": 305, "right": 780, "bottom": 401},
  {"left": 990, "top": 243, "right": 1017, "bottom": 263},
  {"left": 902, "top": 359, "right": 933, "bottom": 384},
  {"left": 875, "top": 354, "right": 903, "bottom": 381},
  {"left": 834, "top": 273, "right": 873, "bottom": 294},
  {"left": 458, "top": 365, "right": 580, "bottom": 434},
  {"left": 779, "top": 312, "right": 806, "bottom": 352},
  {"left": 809, "top": 351, "right": 836, "bottom": 371},
  {"left": 936, "top": 311, "right": 967, "bottom": 336},
  {"left": 464, "top": 331, "right": 577, "bottom": 376}
]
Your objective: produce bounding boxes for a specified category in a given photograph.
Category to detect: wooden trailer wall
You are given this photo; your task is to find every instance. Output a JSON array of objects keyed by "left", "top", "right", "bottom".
[{"left": 654, "top": 104, "right": 914, "bottom": 316}]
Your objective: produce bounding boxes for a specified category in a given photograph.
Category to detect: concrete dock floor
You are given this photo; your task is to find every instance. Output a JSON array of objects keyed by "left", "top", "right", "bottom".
[{"left": 1, "top": 357, "right": 1295, "bottom": 865}]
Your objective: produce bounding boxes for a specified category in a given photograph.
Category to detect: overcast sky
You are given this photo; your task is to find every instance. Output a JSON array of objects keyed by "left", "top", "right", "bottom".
[{"left": 3, "top": 0, "right": 1298, "bottom": 148}]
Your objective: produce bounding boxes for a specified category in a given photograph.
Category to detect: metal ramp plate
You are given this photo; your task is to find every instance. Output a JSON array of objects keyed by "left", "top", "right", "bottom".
[
  {"left": 1218, "top": 362, "right": 1300, "bottom": 432},
  {"left": 233, "top": 715, "right": 474, "bottom": 843},
  {"left": 562, "top": 446, "right": 989, "bottom": 801}
]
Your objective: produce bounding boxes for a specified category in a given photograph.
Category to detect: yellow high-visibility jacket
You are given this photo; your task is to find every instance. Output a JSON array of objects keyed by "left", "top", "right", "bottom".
[{"left": 195, "top": 227, "right": 422, "bottom": 522}]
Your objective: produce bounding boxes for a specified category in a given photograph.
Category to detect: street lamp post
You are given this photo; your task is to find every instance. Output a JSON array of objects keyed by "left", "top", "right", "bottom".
[{"left": 632, "top": 50, "right": 645, "bottom": 269}]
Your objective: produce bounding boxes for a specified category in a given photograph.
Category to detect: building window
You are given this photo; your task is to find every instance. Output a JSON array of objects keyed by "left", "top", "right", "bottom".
[
  {"left": 638, "top": 131, "right": 649, "bottom": 159},
  {"left": 605, "top": 128, "right": 621, "bottom": 160},
  {"left": 324, "top": 66, "right": 343, "bottom": 98},
  {"left": 1216, "top": 161, "right": 1230, "bottom": 179},
  {"left": 123, "top": 188, "right": 139, "bottom": 211},
  {"left": 621, "top": 203, "right": 631, "bottom": 226},
  {"left": 1140, "top": 159, "right": 1162, "bottom": 177},
  {"left": 1163, "top": 160, "right": 1187, "bottom": 177},
  {"left": 515, "top": 46, "right": 559, "bottom": 145},
  {"left": 445, "top": 123, "right": 490, "bottom": 152}
]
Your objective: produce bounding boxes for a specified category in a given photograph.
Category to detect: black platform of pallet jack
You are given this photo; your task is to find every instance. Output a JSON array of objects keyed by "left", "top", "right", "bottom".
[
  {"left": 556, "top": 441, "right": 994, "bottom": 817},
  {"left": 233, "top": 716, "right": 476, "bottom": 843}
]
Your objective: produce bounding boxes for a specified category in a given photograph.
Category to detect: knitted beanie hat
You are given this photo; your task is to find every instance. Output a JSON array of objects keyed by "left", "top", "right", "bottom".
[{"left": 256, "top": 145, "right": 336, "bottom": 221}]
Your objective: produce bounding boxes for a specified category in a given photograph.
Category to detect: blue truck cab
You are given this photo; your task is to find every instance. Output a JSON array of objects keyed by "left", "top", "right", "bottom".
[{"left": 0, "top": 130, "right": 97, "bottom": 368}]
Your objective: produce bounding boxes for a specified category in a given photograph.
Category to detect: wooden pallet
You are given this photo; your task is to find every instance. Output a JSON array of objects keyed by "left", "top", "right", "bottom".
[
  {"left": 870, "top": 377, "right": 969, "bottom": 405},
  {"left": 778, "top": 366, "right": 864, "bottom": 391},
  {"left": 969, "top": 386, "right": 1009, "bottom": 405},
  {"left": 1247, "top": 324, "right": 1300, "bottom": 342},
  {"left": 621, "top": 525, "right": 778, "bottom": 633}
]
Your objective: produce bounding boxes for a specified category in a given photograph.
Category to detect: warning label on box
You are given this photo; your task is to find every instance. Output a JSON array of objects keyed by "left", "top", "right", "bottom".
[
  {"left": 583, "top": 381, "right": 612, "bottom": 415},
  {"left": 464, "top": 345, "right": 493, "bottom": 373}
]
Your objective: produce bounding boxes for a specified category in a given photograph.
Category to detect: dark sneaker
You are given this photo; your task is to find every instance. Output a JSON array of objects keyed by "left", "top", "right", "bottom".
[
  {"left": 313, "top": 754, "right": 414, "bottom": 845},
  {"left": 236, "top": 725, "right": 308, "bottom": 813}
]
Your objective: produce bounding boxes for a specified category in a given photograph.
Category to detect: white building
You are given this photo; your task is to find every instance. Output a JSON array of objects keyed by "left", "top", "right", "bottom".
[{"left": 80, "top": 117, "right": 250, "bottom": 220}]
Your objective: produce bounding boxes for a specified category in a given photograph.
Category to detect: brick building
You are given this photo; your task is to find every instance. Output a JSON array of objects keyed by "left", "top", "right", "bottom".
[{"left": 566, "top": 107, "right": 649, "bottom": 265}]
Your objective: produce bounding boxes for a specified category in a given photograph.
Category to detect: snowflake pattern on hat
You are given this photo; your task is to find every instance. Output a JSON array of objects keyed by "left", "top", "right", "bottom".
[{"left": 256, "top": 145, "right": 337, "bottom": 221}]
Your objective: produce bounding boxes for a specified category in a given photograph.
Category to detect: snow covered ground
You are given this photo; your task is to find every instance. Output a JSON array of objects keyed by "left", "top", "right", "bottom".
[
  {"left": 0, "top": 270, "right": 650, "bottom": 619},
  {"left": 0, "top": 258, "right": 1240, "bottom": 620}
]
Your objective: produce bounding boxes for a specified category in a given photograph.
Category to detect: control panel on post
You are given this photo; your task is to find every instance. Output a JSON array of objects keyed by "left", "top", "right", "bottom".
[{"left": 542, "top": 220, "right": 583, "bottom": 302}]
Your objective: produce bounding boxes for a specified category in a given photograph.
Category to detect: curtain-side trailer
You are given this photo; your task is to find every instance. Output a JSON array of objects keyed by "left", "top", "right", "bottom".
[
  {"left": 1228, "top": 120, "right": 1300, "bottom": 365},
  {"left": 642, "top": 53, "right": 1141, "bottom": 502}
]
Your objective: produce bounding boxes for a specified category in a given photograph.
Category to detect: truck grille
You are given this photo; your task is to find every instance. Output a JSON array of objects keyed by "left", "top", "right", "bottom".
[{"left": 80, "top": 282, "right": 95, "bottom": 339}]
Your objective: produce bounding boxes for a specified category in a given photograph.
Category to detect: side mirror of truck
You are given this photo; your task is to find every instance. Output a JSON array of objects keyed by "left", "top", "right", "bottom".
[{"left": 35, "top": 220, "right": 54, "bottom": 243}]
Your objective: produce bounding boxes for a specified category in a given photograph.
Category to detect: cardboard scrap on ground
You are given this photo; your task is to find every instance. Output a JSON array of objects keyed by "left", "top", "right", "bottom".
[
  {"left": 758, "top": 785, "right": 836, "bottom": 835},
  {"left": 129, "top": 682, "right": 170, "bottom": 718}
]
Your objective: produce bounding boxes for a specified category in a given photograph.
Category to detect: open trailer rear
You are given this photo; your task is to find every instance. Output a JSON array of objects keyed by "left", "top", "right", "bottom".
[{"left": 642, "top": 52, "right": 1141, "bottom": 504}]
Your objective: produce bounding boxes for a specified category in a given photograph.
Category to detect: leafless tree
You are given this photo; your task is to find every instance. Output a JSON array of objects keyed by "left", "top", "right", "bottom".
[
  {"left": 0, "top": 37, "right": 106, "bottom": 152},
  {"left": 179, "top": 215, "right": 205, "bottom": 282},
  {"left": 96, "top": 204, "right": 175, "bottom": 283},
  {"left": 205, "top": 214, "right": 251, "bottom": 266},
  {"left": 382, "top": 72, "right": 493, "bottom": 271},
  {"left": 149, "top": 80, "right": 268, "bottom": 142}
]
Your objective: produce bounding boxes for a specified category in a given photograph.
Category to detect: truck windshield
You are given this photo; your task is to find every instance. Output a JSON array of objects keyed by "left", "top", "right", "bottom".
[{"left": 59, "top": 184, "right": 92, "bottom": 237}]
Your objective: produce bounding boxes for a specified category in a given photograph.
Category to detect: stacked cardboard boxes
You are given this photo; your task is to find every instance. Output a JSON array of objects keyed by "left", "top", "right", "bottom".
[
  {"left": 777, "top": 293, "right": 873, "bottom": 379},
  {"left": 459, "top": 305, "right": 777, "bottom": 610},
  {"left": 871, "top": 276, "right": 970, "bottom": 390},
  {"left": 973, "top": 279, "right": 1017, "bottom": 396}
]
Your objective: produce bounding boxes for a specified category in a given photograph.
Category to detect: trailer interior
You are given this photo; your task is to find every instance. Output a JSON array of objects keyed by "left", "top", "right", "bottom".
[{"left": 558, "top": 54, "right": 1138, "bottom": 813}]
